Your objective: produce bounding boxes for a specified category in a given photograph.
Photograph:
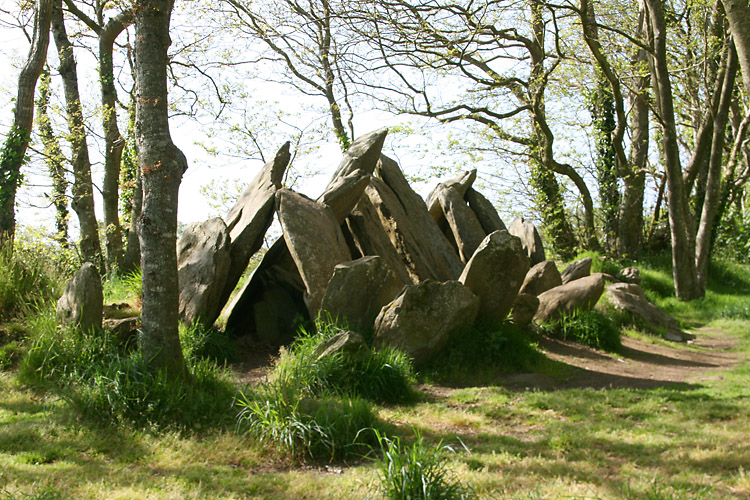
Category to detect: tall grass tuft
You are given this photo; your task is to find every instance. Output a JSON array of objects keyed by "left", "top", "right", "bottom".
[
  {"left": 180, "top": 322, "right": 235, "bottom": 365},
  {"left": 370, "top": 430, "right": 476, "bottom": 500},
  {"left": 271, "top": 321, "right": 416, "bottom": 405},
  {"left": 539, "top": 309, "right": 621, "bottom": 352}
]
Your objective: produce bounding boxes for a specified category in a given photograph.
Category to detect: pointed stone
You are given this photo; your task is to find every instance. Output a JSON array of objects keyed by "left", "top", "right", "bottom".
[
  {"left": 277, "top": 189, "right": 351, "bottom": 316},
  {"left": 177, "top": 217, "right": 231, "bottom": 326},
  {"left": 57, "top": 262, "right": 103, "bottom": 331},
  {"left": 508, "top": 216, "right": 546, "bottom": 266},
  {"left": 465, "top": 187, "right": 506, "bottom": 233},
  {"left": 459, "top": 230, "right": 530, "bottom": 324},
  {"left": 561, "top": 257, "right": 593, "bottom": 284},
  {"left": 520, "top": 260, "right": 563, "bottom": 296},
  {"left": 220, "top": 142, "right": 290, "bottom": 307}
]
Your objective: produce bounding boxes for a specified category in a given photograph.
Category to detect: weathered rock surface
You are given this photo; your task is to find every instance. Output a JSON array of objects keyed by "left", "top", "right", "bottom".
[
  {"left": 534, "top": 273, "right": 605, "bottom": 323},
  {"left": 277, "top": 189, "right": 351, "bottom": 316},
  {"left": 508, "top": 217, "right": 546, "bottom": 265},
  {"left": 374, "top": 155, "right": 464, "bottom": 280},
  {"left": 318, "top": 128, "right": 387, "bottom": 223},
  {"left": 618, "top": 267, "right": 642, "bottom": 284},
  {"left": 177, "top": 217, "right": 231, "bottom": 326},
  {"left": 459, "top": 230, "right": 529, "bottom": 324},
  {"left": 520, "top": 260, "right": 563, "bottom": 296},
  {"left": 57, "top": 262, "right": 103, "bottom": 331},
  {"left": 465, "top": 187, "right": 506, "bottom": 233},
  {"left": 511, "top": 293, "right": 540, "bottom": 327},
  {"left": 374, "top": 280, "right": 479, "bottom": 366},
  {"left": 561, "top": 257, "right": 593, "bottom": 284},
  {"left": 312, "top": 330, "right": 369, "bottom": 362},
  {"left": 605, "top": 283, "right": 694, "bottom": 342},
  {"left": 320, "top": 256, "right": 404, "bottom": 332},
  {"left": 427, "top": 170, "right": 487, "bottom": 263},
  {"left": 221, "top": 142, "right": 290, "bottom": 306},
  {"left": 103, "top": 317, "right": 139, "bottom": 350}
]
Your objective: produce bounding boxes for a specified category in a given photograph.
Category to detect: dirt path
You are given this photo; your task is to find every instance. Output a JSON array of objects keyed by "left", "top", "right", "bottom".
[{"left": 501, "top": 327, "right": 741, "bottom": 391}]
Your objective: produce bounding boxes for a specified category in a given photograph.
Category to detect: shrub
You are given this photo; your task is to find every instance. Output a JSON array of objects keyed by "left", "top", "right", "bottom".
[
  {"left": 236, "top": 381, "right": 379, "bottom": 462},
  {"left": 539, "top": 309, "right": 621, "bottom": 352},
  {"left": 422, "top": 321, "right": 544, "bottom": 384},
  {"left": 370, "top": 430, "right": 476, "bottom": 500},
  {"left": 271, "top": 321, "right": 416, "bottom": 405}
]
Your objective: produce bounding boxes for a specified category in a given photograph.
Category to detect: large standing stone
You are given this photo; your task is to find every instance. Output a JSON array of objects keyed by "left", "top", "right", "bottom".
[
  {"left": 605, "top": 283, "right": 694, "bottom": 342},
  {"left": 367, "top": 155, "right": 464, "bottom": 281},
  {"left": 459, "top": 230, "right": 529, "bottom": 324},
  {"left": 56, "top": 262, "right": 103, "bottom": 331},
  {"left": 534, "top": 273, "right": 605, "bottom": 323},
  {"left": 561, "top": 257, "right": 593, "bottom": 284},
  {"left": 520, "top": 260, "right": 563, "bottom": 296},
  {"left": 221, "top": 142, "right": 290, "bottom": 306},
  {"left": 465, "top": 187, "right": 506, "bottom": 233},
  {"left": 177, "top": 217, "right": 231, "bottom": 326},
  {"left": 277, "top": 189, "right": 351, "bottom": 316},
  {"left": 374, "top": 280, "right": 480, "bottom": 367},
  {"left": 508, "top": 217, "right": 546, "bottom": 265},
  {"left": 427, "top": 170, "right": 487, "bottom": 263},
  {"left": 318, "top": 128, "right": 388, "bottom": 223},
  {"left": 320, "top": 256, "right": 404, "bottom": 332}
]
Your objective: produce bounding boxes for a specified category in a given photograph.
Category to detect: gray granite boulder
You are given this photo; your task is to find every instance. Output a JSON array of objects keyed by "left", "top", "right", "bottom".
[
  {"left": 561, "top": 257, "right": 593, "bottom": 284},
  {"left": 618, "top": 267, "right": 642, "bottom": 284},
  {"left": 277, "top": 189, "right": 351, "bottom": 316},
  {"left": 374, "top": 280, "right": 479, "bottom": 367},
  {"left": 511, "top": 293, "right": 540, "bottom": 327},
  {"left": 534, "top": 273, "right": 605, "bottom": 323},
  {"left": 465, "top": 187, "right": 506, "bottom": 234},
  {"left": 508, "top": 216, "right": 546, "bottom": 265},
  {"left": 57, "top": 262, "right": 103, "bottom": 331},
  {"left": 459, "top": 230, "right": 529, "bottom": 324},
  {"left": 177, "top": 217, "right": 231, "bottom": 326},
  {"left": 320, "top": 256, "right": 404, "bottom": 332},
  {"left": 312, "top": 330, "right": 370, "bottom": 362},
  {"left": 520, "top": 260, "right": 563, "bottom": 296}
]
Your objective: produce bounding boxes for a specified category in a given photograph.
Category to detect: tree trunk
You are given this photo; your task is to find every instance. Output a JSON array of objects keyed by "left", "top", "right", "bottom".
[
  {"left": 122, "top": 164, "right": 142, "bottom": 275},
  {"left": 644, "top": 0, "right": 700, "bottom": 300},
  {"left": 0, "top": 0, "right": 53, "bottom": 245},
  {"left": 134, "top": 0, "right": 187, "bottom": 378},
  {"left": 99, "top": 10, "right": 133, "bottom": 274},
  {"left": 695, "top": 44, "right": 737, "bottom": 294},
  {"left": 36, "top": 67, "right": 70, "bottom": 245},
  {"left": 52, "top": 1, "right": 104, "bottom": 269},
  {"left": 723, "top": 0, "right": 750, "bottom": 112}
]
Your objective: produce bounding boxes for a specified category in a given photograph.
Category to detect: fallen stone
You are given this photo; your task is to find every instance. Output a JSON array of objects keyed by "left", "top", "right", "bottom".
[
  {"left": 605, "top": 283, "right": 694, "bottom": 342},
  {"left": 320, "top": 256, "right": 404, "bottom": 332},
  {"left": 177, "top": 217, "right": 231, "bottom": 326},
  {"left": 277, "top": 189, "right": 352, "bottom": 316},
  {"left": 374, "top": 280, "right": 479, "bottom": 367},
  {"left": 459, "top": 230, "right": 529, "bottom": 324},
  {"left": 312, "top": 330, "right": 370, "bottom": 362},
  {"left": 103, "top": 317, "right": 139, "bottom": 350},
  {"left": 221, "top": 142, "right": 290, "bottom": 307},
  {"left": 57, "top": 262, "right": 103, "bottom": 331},
  {"left": 427, "top": 170, "right": 487, "bottom": 263},
  {"left": 375, "top": 155, "right": 463, "bottom": 281},
  {"left": 508, "top": 217, "right": 546, "bottom": 266},
  {"left": 534, "top": 273, "right": 605, "bottom": 323},
  {"left": 561, "top": 257, "right": 593, "bottom": 284},
  {"left": 511, "top": 293, "right": 539, "bottom": 327},
  {"left": 618, "top": 267, "right": 642, "bottom": 284},
  {"left": 520, "top": 260, "right": 563, "bottom": 296},
  {"left": 465, "top": 187, "right": 506, "bottom": 234}
]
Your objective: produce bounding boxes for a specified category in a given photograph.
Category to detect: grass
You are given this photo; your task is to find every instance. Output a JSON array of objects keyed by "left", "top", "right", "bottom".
[
  {"left": 538, "top": 309, "right": 622, "bottom": 352},
  {"left": 2, "top": 243, "right": 750, "bottom": 498}
]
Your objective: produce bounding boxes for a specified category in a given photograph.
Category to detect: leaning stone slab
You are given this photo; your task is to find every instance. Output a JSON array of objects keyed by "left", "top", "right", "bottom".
[
  {"left": 370, "top": 155, "right": 463, "bottom": 281},
  {"left": 374, "top": 280, "right": 479, "bottom": 367},
  {"left": 177, "top": 217, "right": 231, "bottom": 326},
  {"left": 561, "top": 257, "right": 593, "bottom": 284},
  {"left": 520, "top": 260, "right": 563, "bottom": 296},
  {"left": 320, "top": 256, "right": 404, "bottom": 332},
  {"left": 277, "top": 189, "right": 352, "bottom": 316},
  {"left": 57, "top": 262, "right": 103, "bottom": 331},
  {"left": 605, "top": 283, "right": 694, "bottom": 342},
  {"left": 221, "top": 142, "right": 290, "bottom": 307},
  {"left": 427, "top": 170, "right": 487, "bottom": 263},
  {"left": 534, "top": 273, "right": 605, "bottom": 323},
  {"left": 508, "top": 216, "right": 546, "bottom": 266},
  {"left": 312, "top": 330, "right": 370, "bottom": 362},
  {"left": 465, "top": 187, "right": 506, "bottom": 234},
  {"left": 459, "top": 230, "right": 529, "bottom": 324}
]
